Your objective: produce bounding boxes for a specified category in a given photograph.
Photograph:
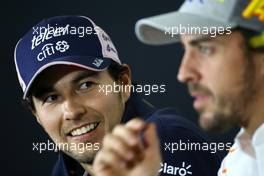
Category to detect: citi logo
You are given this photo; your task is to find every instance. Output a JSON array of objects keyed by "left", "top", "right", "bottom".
[
  {"left": 159, "top": 162, "right": 192, "bottom": 176},
  {"left": 37, "top": 40, "right": 69, "bottom": 61}
]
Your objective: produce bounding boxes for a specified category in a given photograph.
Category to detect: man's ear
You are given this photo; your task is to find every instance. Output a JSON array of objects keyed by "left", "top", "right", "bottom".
[
  {"left": 257, "top": 53, "right": 264, "bottom": 77},
  {"left": 32, "top": 110, "right": 42, "bottom": 125},
  {"left": 118, "top": 64, "right": 132, "bottom": 103}
]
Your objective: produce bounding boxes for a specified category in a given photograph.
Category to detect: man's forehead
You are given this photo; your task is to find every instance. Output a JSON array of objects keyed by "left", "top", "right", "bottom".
[
  {"left": 37, "top": 65, "right": 96, "bottom": 81},
  {"left": 179, "top": 32, "right": 240, "bottom": 45},
  {"left": 31, "top": 65, "right": 100, "bottom": 94}
]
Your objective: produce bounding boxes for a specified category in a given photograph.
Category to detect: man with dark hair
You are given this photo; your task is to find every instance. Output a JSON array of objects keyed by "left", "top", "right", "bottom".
[
  {"left": 15, "top": 15, "right": 220, "bottom": 176},
  {"left": 94, "top": 0, "right": 264, "bottom": 176}
]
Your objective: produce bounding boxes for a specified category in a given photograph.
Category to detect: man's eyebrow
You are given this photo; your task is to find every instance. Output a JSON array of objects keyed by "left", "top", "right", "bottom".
[
  {"left": 179, "top": 35, "right": 219, "bottom": 47},
  {"left": 33, "top": 86, "right": 54, "bottom": 98},
  {"left": 189, "top": 36, "right": 217, "bottom": 46},
  {"left": 33, "top": 71, "right": 99, "bottom": 98},
  {"left": 71, "top": 71, "right": 99, "bottom": 84}
]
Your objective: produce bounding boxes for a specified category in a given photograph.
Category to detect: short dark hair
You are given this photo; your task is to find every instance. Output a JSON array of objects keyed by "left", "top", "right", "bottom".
[
  {"left": 22, "top": 61, "right": 128, "bottom": 112},
  {"left": 107, "top": 61, "right": 128, "bottom": 81}
]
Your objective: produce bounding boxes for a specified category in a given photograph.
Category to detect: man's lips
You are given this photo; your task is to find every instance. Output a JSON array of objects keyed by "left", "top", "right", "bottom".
[
  {"left": 191, "top": 93, "right": 211, "bottom": 109},
  {"left": 66, "top": 122, "right": 100, "bottom": 142}
]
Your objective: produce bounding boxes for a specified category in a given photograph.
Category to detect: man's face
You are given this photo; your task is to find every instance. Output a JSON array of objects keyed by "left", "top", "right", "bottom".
[
  {"left": 178, "top": 31, "right": 261, "bottom": 133},
  {"left": 32, "top": 65, "right": 130, "bottom": 164}
]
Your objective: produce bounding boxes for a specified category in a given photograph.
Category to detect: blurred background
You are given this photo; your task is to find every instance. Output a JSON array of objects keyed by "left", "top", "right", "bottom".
[{"left": 1, "top": 0, "right": 238, "bottom": 175}]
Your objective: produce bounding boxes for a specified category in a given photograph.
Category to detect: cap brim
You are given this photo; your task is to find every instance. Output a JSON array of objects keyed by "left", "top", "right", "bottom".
[
  {"left": 23, "top": 56, "right": 112, "bottom": 99},
  {"left": 135, "top": 11, "right": 236, "bottom": 45}
]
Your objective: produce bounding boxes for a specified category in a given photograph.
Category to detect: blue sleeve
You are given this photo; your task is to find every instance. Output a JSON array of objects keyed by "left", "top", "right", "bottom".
[{"left": 146, "top": 108, "right": 222, "bottom": 176}]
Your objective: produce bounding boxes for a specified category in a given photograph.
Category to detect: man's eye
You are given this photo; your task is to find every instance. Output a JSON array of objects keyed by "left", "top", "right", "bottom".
[
  {"left": 198, "top": 45, "right": 214, "bottom": 55},
  {"left": 79, "top": 81, "right": 93, "bottom": 90},
  {"left": 43, "top": 94, "right": 58, "bottom": 103}
]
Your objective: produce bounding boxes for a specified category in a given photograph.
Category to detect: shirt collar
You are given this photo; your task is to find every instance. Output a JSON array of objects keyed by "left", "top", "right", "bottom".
[
  {"left": 235, "top": 123, "right": 264, "bottom": 158},
  {"left": 252, "top": 122, "right": 264, "bottom": 146}
]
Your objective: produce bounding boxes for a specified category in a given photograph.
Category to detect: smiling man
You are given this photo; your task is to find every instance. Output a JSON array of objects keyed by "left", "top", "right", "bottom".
[
  {"left": 30, "top": 65, "right": 127, "bottom": 163},
  {"left": 15, "top": 15, "right": 221, "bottom": 176},
  {"left": 93, "top": 0, "right": 264, "bottom": 176},
  {"left": 14, "top": 16, "right": 133, "bottom": 175}
]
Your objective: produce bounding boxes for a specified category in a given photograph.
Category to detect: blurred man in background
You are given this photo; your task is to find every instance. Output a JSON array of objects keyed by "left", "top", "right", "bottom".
[{"left": 94, "top": 0, "right": 264, "bottom": 175}]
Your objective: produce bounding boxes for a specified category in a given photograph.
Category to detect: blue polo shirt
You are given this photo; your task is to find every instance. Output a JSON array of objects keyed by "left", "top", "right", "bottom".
[{"left": 51, "top": 92, "right": 221, "bottom": 176}]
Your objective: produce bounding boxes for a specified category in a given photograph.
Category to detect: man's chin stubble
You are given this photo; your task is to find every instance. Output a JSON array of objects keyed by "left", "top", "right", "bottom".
[
  {"left": 199, "top": 111, "right": 239, "bottom": 133},
  {"left": 64, "top": 150, "right": 96, "bottom": 164}
]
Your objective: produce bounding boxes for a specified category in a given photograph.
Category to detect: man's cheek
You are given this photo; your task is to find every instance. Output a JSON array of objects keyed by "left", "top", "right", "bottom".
[
  {"left": 99, "top": 120, "right": 109, "bottom": 134},
  {"left": 43, "top": 125, "right": 64, "bottom": 143}
]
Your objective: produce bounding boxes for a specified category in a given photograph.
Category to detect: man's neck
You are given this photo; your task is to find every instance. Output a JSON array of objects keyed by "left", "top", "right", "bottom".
[
  {"left": 244, "top": 116, "right": 264, "bottom": 136},
  {"left": 243, "top": 92, "right": 264, "bottom": 136}
]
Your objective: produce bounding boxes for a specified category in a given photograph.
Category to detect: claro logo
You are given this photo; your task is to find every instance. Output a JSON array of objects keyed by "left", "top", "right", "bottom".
[{"left": 159, "top": 162, "right": 192, "bottom": 176}]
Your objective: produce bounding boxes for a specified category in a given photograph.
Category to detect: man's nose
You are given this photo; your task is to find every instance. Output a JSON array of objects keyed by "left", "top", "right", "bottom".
[
  {"left": 177, "top": 52, "right": 201, "bottom": 84},
  {"left": 62, "top": 97, "right": 86, "bottom": 120}
]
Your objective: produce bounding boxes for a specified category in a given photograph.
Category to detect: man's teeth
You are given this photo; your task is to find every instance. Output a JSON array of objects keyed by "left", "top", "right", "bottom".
[{"left": 71, "top": 123, "right": 98, "bottom": 136}]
